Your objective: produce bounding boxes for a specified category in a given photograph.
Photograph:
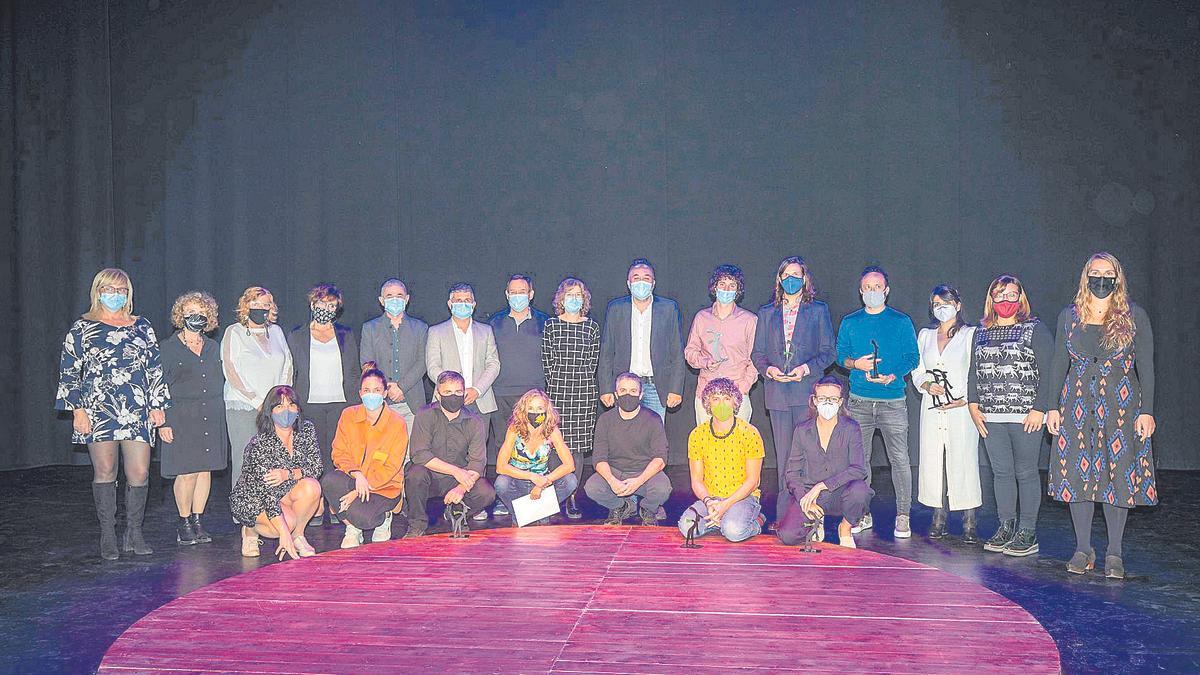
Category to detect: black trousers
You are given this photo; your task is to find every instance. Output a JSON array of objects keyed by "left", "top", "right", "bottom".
[
  {"left": 403, "top": 464, "right": 496, "bottom": 529},
  {"left": 319, "top": 470, "right": 402, "bottom": 530}
]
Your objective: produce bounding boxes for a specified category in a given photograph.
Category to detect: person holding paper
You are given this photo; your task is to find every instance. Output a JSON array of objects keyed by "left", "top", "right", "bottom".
[
  {"left": 402, "top": 371, "right": 496, "bottom": 537},
  {"left": 584, "top": 372, "right": 671, "bottom": 525},
  {"left": 494, "top": 389, "right": 577, "bottom": 523},
  {"left": 677, "top": 378, "right": 765, "bottom": 542}
]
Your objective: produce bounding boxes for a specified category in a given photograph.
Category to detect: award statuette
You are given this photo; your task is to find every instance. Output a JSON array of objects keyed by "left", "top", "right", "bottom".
[
  {"left": 924, "top": 368, "right": 962, "bottom": 409},
  {"left": 869, "top": 340, "right": 880, "bottom": 379}
]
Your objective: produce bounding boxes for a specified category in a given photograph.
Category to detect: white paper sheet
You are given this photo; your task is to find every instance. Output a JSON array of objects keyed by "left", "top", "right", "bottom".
[{"left": 511, "top": 484, "right": 560, "bottom": 527}]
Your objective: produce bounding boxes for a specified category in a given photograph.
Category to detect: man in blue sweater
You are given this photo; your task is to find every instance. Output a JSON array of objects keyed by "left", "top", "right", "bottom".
[{"left": 835, "top": 266, "right": 919, "bottom": 538}]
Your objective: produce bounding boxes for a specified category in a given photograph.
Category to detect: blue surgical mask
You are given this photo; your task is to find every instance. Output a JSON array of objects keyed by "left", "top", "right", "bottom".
[
  {"left": 508, "top": 293, "right": 530, "bottom": 313},
  {"left": 715, "top": 289, "right": 738, "bottom": 305},
  {"left": 780, "top": 276, "right": 805, "bottom": 295},
  {"left": 361, "top": 392, "right": 386, "bottom": 411},
  {"left": 450, "top": 302, "right": 474, "bottom": 319},
  {"left": 863, "top": 290, "right": 887, "bottom": 309},
  {"left": 629, "top": 280, "right": 654, "bottom": 301},
  {"left": 271, "top": 409, "right": 298, "bottom": 429},
  {"left": 99, "top": 292, "right": 127, "bottom": 312},
  {"left": 564, "top": 296, "right": 584, "bottom": 314},
  {"left": 383, "top": 297, "right": 407, "bottom": 317}
]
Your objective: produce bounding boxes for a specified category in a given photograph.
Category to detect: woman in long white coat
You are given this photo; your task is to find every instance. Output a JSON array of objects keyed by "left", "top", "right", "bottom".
[{"left": 913, "top": 285, "right": 981, "bottom": 542}]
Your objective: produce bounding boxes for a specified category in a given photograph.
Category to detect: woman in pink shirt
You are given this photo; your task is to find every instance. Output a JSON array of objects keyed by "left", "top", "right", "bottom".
[{"left": 685, "top": 265, "right": 759, "bottom": 424}]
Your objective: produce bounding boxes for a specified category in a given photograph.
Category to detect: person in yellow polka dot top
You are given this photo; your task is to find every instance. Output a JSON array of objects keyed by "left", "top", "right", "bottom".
[{"left": 677, "top": 378, "right": 765, "bottom": 542}]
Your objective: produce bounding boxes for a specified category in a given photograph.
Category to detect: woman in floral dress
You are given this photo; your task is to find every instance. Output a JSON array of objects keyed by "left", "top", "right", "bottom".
[{"left": 56, "top": 268, "right": 171, "bottom": 560}]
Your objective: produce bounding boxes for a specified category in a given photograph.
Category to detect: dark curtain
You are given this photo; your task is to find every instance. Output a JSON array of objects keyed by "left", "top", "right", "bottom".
[{"left": 3, "top": 0, "right": 1197, "bottom": 470}]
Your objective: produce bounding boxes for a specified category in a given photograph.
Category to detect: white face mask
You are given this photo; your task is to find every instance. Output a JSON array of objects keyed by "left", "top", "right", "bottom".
[
  {"left": 816, "top": 402, "right": 840, "bottom": 420},
  {"left": 933, "top": 304, "right": 957, "bottom": 323}
]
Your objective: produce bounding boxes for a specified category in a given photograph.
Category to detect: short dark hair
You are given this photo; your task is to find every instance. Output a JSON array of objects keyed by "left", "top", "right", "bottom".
[
  {"left": 436, "top": 370, "right": 465, "bottom": 389},
  {"left": 708, "top": 264, "right": 745, "bottom": 303},
  {"left": 256, "top": 385, "right": 304, "bottom": 435},
  {"left": 614, "top": 372, "right": 643, "bottom": 393},
  {"left": 448, "top": 282, "right": 475, "bottom": 298},
  {"left": 379, "top": 278, "right": 407, "bottom": 295},
  {"left": 861, "top": 265, "right": 889, "bottom": 285},
  {"left": 628, "top": 258, "right": 655, "bottom": 276},
  {"left": 506, "top": 274, "right": 533, "bottom": 291},
  {"left": 361, "top": 367, "right": 388, "bottom": 387}
]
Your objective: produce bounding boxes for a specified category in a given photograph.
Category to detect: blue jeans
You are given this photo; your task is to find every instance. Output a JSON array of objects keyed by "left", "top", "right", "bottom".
[
  {"left": 494, "top": 473, "right": 579, "bottom": 515},
  {"left": 677, "top": 495, "right": 762, "bottom": 542},
  {"left": 847, "top": 396, "right": 912, "bottom": 515},
  {"left": 641, "top": 378, "right": 665, "bottom": 422}
]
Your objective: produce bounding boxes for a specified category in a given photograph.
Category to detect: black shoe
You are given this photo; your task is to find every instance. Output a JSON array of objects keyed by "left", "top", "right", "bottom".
[
  {"left": 603, "top": 502, "right": 630, "bottom": 525},
  {"left": 189, "top": 514, "right": 213, "bottom": 543},
  {"left": 639, "top": 506, "right": 660, "bottom": 527},
  {"left": 984, "top": 519, "right": 1017, "bottom": 552},
  {"left": 177, "top": 516, "right": 198, "bottom": 546},
  {"left": 402, "top": 524, "right": 427, "bottom": 539},
  {"left": 92, "top": 482, "right": 120, "bottom": 560},
  {"left": 1002, "top": 528, "right": 1039, "bottom": 557},
  {"left": 1105, "top": 554, "right": 1125, "bottom": 579},
  {"left": 929, "top": 508, "right": 948, "bottom": 540},
  {"left": 122, "top": 485, "right": 154, "bottom": 556},
  {"left": 565, "top": 495, "right": 582, "bottom": 520},
  {"left": 961, "top": 509, "right": 979, "bottom": 545}
]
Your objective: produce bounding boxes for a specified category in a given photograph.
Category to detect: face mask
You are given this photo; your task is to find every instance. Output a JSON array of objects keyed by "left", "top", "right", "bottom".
[
  {"left": 629, "top": 280, "right": 654, "bottom": 301},
  {"left": 361, "top": 393, "right": 386, "bottom": 411},
  {"left": 508, "top": 294, "right": 530, "bottom": 313},
  {"left": 780, "top": 275, "right": 805, "bottom": 295},
  {"left": 247, "top": 308, "right": 270, "bottom": 325},
  {"left": 710, "top": 402, "right": 735, "bottom": 422},
  {"left": 1087, "top": 276, "right": 1116, "bottom": 299},
  {"left": 932, "top": 304, "right": 957, "bottom": 323},
  {"left": 526, "top": 410, "right": 546, "bottom": 428},
  {"left": 862, "top": 290, "right": 887, "bottom": 309},
  {"left": 993, "top": 300, "right": 1020, "bottom": 319},
  {"left": 715, "top": 289, "right": 738, "bottom": 305},
  {"left": 450, "top": 302, "right": 474, "bottom": 320},
  {"left": 616, "top": 393, "right": 641, "bottom": 413},
  {"left": 816, "top": 401, "right": 840, "bottom": 421},
  {"left": 564, "top": 296, "right": 584, "bottom": 314},
  {"left": 99, "top": 293, "right": 127, "bottom": 312},
  {"left": 439, "top": 393, "right": 465, "bottom": 413},
  {"left": 383, "top": 297, "right": 407, "bottom": 317},
  {"left": 272, "top": 409, "right": 298, "bottom": 429},
  {"left": 312, "top": 306, "right": 336, "bottom": 325},
  {"left": 183, "top": 314, "right": 208, "bottom": 333}
]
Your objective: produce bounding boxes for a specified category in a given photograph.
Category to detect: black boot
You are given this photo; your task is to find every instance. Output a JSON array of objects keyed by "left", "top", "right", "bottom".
[
  {"left": 961, "top": 508, "right": 979, "bottom": 545},
  {"left": 984, "top": 518, "right": 1017, "bottom": 553},
  {"left": 122, "top": 484, "right": 154, "bottom": 555},
  {"left": 176, "top": 516, "right": 198, "bottom": 546},
  {"left": 189, "top": 513, "right": 212, "bottom": 543},
  {"left": 92, "top": 482, "right": 120, "bottom": 560},
  {"left": 929, "top": 508, "right": 948, "bottom": 539}
]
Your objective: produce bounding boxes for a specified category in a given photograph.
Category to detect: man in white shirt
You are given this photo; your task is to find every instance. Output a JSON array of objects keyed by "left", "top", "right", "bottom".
[{"left": 426, "top": 282, "right": 502, "bottom": 431}]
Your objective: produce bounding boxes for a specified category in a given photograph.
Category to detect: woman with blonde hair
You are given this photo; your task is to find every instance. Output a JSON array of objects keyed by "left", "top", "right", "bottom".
[
  {"left": 541, "top": 276, "right": 600, "bottom": 519},
  {"left": 1046, "top": 252, "right": 1157, "bottom": 579},
  {"left": 56, "top": 268, "right": 171, "bottom": 559},
  {"left": 158, "top": 291, "right": 227, "bottom": 546},
  {"left": 221, "top": 286, "right": 293, "bottom": 490},
  {"left": 493, "top": 388, "right": 578, "bottom": 521}
]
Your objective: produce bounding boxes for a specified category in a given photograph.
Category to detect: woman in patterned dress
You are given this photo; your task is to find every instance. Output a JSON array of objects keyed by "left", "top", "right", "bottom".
[
  {"left": 541, "top": 277, "right": 600, "bottom": 519},
  {"left": 56, "top": 268, "right": 171, "bottom": 560},
  {"left": 1047, "top": 252, "right": 1157, "bottom": 579}
]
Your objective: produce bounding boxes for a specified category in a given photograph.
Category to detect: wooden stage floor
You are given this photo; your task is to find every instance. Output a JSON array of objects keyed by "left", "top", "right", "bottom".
[{"left": 99, "top": 525, "right": 1061, "bottom": 673}]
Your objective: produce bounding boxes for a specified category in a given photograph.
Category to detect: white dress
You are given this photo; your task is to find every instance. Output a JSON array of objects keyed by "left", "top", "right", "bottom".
[{"left": 913, "top": 325, "right": 981, "bottom": 510}]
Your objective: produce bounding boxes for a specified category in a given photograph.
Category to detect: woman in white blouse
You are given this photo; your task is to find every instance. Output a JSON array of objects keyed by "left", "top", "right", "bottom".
[
  {"left": 912, "top": 285, "right": 981, "bottom": 543},
  {"left": 222, "top": 287, "right": 294, "bottom": 489}
]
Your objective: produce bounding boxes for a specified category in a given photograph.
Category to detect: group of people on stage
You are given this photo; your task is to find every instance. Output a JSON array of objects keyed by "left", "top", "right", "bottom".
[{"left": 56, "top": 252, "right": 1157, "bottom": 578}]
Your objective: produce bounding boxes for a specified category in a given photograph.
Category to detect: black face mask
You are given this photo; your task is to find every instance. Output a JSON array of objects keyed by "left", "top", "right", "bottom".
[
  {"left": 616, "top": 394, "right": 641, "bottom": 413},
  {"left": 247, "top": 308, "right": 270, "bottom": 326},
  {"left": 183, "top": 314, "right": 208, "bottom": 333},
  {"left": 527, "top": 411, "right": 546, "bottom": 428},
  {"left": 1087, "top": 276, "right": 1117, "bottom": 299},
  {"left": 439, "top": 394, "right": 465, "bottom": 413}
]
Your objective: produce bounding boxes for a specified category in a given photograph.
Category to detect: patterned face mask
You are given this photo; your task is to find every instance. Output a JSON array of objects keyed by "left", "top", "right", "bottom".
[
  {"left": 526, "top": 410, "right": 546, "bottom": 428},
  {"left": 183, "top": 314, "right": 208, "bottom": 333},
  {"left": 312, "top": 306, "right": 337, "bottom": 325}
]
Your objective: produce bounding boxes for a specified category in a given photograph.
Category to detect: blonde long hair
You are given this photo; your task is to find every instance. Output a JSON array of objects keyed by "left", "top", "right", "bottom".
[
  {"left": 83, "top": 268, "right": 134, "bottom": 320},
  {"left": 1072, "top": 252, "right": 1134, "bottom": 351},
  {"left": 507, "top": 388, "right": 561, "bottom": 440}
]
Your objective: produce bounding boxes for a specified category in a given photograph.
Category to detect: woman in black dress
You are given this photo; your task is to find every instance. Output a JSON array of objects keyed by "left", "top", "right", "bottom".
[
  {"left": 542, "top": 277, "right": 600, "bottom": 519},
  {"left": 159, "top": 291, "right": 227, "bottom": 546},
  {"left": 56, "top": 268, "right": 170, "bottom": 560},
  {"left": 1046, "top": 252, "right": 1157, "bottom": 579}
]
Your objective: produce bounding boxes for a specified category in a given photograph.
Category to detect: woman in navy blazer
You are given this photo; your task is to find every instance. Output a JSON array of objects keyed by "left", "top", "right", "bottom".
[{"left": 751, "top": 256, "right": 835, "bottom": 524}]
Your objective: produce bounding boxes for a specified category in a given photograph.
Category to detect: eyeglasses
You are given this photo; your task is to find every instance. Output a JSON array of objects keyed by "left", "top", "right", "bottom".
[
  {"left": 814, "top": 396, "right": 842, "bottom": 405},
  {"left": 99, "top": 286, "right": 128, "bottom": 295},
  {"left": 991, "top": 291, "right": 1020, "bottom": 302}
]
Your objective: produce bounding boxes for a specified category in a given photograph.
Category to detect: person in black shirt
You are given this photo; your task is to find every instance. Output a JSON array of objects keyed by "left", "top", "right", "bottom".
[{"left": 584, "top": 373, "right": 671, "bottom": 525}]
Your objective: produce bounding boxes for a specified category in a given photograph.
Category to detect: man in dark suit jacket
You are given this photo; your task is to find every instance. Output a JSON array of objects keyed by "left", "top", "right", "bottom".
[
  {"left": 360, "top": 278, "right": 428, "bottom": 430},
  {"left": 597, "top": 258, "right": 686, "bottom": 424}
]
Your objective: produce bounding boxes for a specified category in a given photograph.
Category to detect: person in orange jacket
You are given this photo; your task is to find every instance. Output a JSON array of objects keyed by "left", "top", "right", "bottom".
[{"left": 320, "top": 367, "right": 409, "bottom": 548}]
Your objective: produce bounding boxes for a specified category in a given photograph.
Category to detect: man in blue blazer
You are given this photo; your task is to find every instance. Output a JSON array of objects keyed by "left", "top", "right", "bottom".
[{"left": 597, "top": 259, "right": 686, "bottom": 424}]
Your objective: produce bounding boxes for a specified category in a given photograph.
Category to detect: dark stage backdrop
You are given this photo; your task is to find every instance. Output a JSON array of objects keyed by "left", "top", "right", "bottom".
[{"left": 3, "top": 1, "right": 1198, "bottom": 471}]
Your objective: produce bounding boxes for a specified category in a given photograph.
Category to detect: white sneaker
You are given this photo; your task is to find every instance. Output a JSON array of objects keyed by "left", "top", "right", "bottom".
[
  {"left": 839, "top": 533, "right": 857, "bottom": 549},
  {"left": 340, "top": 524, "right": 363, "bottom": 549},
  {"left": 851, "top": 513, "right": 873, "bottom": 534},
  {"left": 492, "top": 502, "right": 510, "bottom": 516},
  {"left": 371, "top": 513, "right": 393, "bottom": 543},
  {"left": 894, "top": 514, "right": 911, "bottom": 539},
  {"left": 293, "top": 535, "right": 317, "bottom": 557},
  {"left": 472, "top": 509, "right": 490, "bottom": 522}
]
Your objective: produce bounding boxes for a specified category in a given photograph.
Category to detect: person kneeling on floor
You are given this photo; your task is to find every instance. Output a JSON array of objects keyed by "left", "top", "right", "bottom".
[
  {"left": 677, "top": 378, "right": 765, "bottom": 542},
  {"left": 320, "top": 368, "right": 409, "bottom": 548}
]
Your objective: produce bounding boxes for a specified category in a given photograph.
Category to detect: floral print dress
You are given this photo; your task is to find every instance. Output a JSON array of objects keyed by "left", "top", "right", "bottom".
[{"left": 56, "top": 317, "right": 171, "bottom": 444}]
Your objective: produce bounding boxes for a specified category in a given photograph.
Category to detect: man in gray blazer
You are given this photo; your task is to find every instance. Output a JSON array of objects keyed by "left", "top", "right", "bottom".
[
  {"left": 598, "top": 258, "right": 686, "bottom": 423},
  {"left": 426, "top": 282, "right": 502, "bottom": 422},
  {"left": 360, "top": 278, "right": 428, "bottom": 429}
]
